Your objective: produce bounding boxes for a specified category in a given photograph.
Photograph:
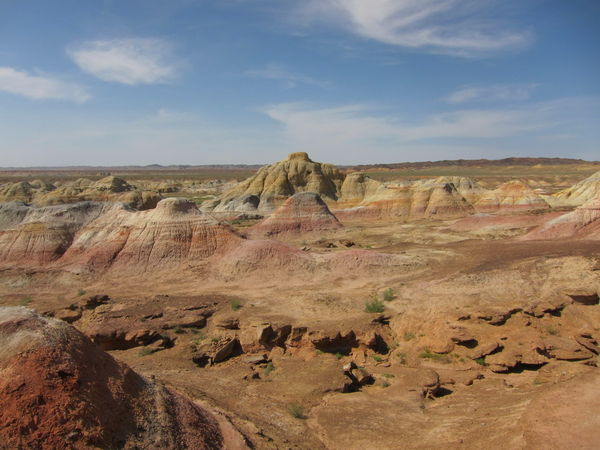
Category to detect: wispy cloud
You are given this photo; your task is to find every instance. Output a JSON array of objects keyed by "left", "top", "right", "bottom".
[
  {"left": 68, "top": 38, "right": 177, "bottom": 85},
  {"left": 245, "top": 63, "right": 330, "bottom": 89},
  {"left": 263, "top": 99, "right": 577, "bottom": 150},
  {"left": 291, "top": 0, "right": 533, "bottom": 57},
  {"left": 0, "top": 67, "right": 90, "bottom": 102},
  {"left": 445, "top": 83, "right": 539, "bottom": 103}
]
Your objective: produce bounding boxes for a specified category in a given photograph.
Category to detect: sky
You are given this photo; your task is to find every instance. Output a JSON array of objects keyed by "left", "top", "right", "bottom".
[{"left": 0, "top": 0, "right": 599, "bottom": 166}]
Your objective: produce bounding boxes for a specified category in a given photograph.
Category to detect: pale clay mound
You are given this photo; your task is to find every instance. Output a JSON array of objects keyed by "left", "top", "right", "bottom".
[
  {"left": 551, "top": 169, "right": 600, "bottom": 206},
  {"left": 522, "top": 196, "right": 600, "bottom": 240},
  {"left": 0, "top": 307, "right": 230, "bottom": 449},
  {"left": 203, "top": 152, "right": 550, "bottom": 220},
  {"left": 207, "top": 152, "right": 345, "bottom": 213},
  {"left": 250, "top": 192, "right": 342, "bottom": 237},
  {"left": 0, "top": 198, "right": 242, "bottom": 271},
  {"left": 0, "top": 176, "right": 161, "bottom": 210}
]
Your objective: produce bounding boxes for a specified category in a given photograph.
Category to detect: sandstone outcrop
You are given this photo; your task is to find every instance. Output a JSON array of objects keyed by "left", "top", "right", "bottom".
[
  {"left": 250, "top": 192, "right": 342, "bottom": 237},
  {"left": 207, "top": 152, "right": 345, "bottom": 213},
  {"left": 522, "top": 197, "right": 600, "bottom": 240},
  {"left": 473, "top": 180, "right": 549, "bottom": 212},
  {"left": 552, "top": 170, "right": 600, "bottom": 206},
  {"left": 0, "top": 198, "right": 242, "bottom": 272},
  {"left": 0, "top": 176, "right": 161, "bottom": 210},
  {"left": 0, "top": 307, "right": 225, "bottom": 449}
]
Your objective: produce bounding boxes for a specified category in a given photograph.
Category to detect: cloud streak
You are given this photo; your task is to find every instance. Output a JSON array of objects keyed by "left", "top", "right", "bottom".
[
  {"left": 292, "top": 0, "right": 532, "bottom": 57},
  {"left": 68, "top": 38, "right": 177, "bottom": 85},
  {"left": 445, "top": 83, "right": 540, "bottom": 103},
  {"left": 245, "top": 63, "right": 330, "bottom": 89},
  {"left": 0, "top": 67, "right": 90, "bottom": 102},
  {"left": 263, "top": 99, "right": 576, "bottom": 151}
]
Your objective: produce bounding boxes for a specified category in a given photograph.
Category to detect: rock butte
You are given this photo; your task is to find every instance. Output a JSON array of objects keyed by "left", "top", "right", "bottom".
[{"left": 0, "top": 307, "right": 238, "bottom": 449}]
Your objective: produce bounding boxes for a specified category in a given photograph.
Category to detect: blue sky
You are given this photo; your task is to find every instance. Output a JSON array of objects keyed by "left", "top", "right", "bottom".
[{"left": 0, "top": 0, "right": 598, "bottom": 166}]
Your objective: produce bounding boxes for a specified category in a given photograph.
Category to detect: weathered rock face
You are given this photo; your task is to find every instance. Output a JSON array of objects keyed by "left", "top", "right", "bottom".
[
  {"left": 0, "top": 307, "right": 224, "bottom": 449},
  {"left": 251, "top": 192, "right": 342, "bottom": 237},
  {"left": 522, "top": 197, "right": 600, "bottom": 240},
  {"left": 0, "top": 176, "right": 161, "bottom": 210},
  {"left": 0, "top": 198, "right": 242, "bottom": 272},
  {"left": 552, "top": 170, "right": 600, "bottom": 206},
  {"left": 336, "top": 176, "right": 479, "bottom": 221},
  {"left": 474, "top": 180, "right": 549, "bottom": 213},
  {"left": 209, "top": 152, "right": 345, "bottom": 213}
]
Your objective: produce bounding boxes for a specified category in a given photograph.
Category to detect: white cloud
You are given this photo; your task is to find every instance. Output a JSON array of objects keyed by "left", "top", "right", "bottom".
[
  {"left": 263, "top": 100, "right": 570, "bottom": 150},
  {"left": 0, "top": 67, "right": 90, "bottom": 102},
  {"left": 292, "top": 0, "right": 532, "bottom": 57},
  {"left": 445, "top": 83, "right": 539, "bottom": 103},
  {"left": 245, "top": 63, "right": 330, "bottom": 88},
  {"left": 68, "top": 38, "right": 177, "bottom": 85}
]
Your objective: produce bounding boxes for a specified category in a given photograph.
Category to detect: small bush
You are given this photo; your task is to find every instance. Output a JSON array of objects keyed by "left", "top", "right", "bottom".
[
  {"left": 288, "top": 403, "right": 305, "bottom": 419},
  {"left": 397, "top": 352, "right": 407, "bottom": 364},
  {"left": 77, "top": 289, "right": 86, "bottom": 297},
  {"left": 381, "top": 381, "right": 391, "bottom": 388},
  {"left": 382, "top": 288, "right": 395, "bottom": 301},
  {"left": 372, "top": 355, "right": 384, "bottom": 362},
  {"left": 474, "top": 357, "right": 487, "bottom": 366},
  {"left": 264, "top": 362, "right": 275, "bottom": 376},
  {"left": 365, "top": 297, "right": 385, "bottom": 313},
  {"left": 403, "top": 332, "right": 416, "bottom": 341},
  {"left": 230, "top": 299, "right": 242, "bottom": 311},
  {"left": 211, "top": 337, "right": 220, "bottom": 343},
  {"left": 335, "top": 352, "right": 343, "bottom": 360},
  {"left": 419, "top": 349, "right": 451, "bottom": 363},
  {"left": 382, "top": 373, "right": 395, "bottom": 378},
  {"left": 138, "top": 347, "right": 153, "bottom": 357},
  {"left": 546, "top": 326, "right": 559, "bottom": 336},
  {"left": 173, "top": 326, "right": 185, "bottom": 334},
  {"left": 19, "top": 296, "right": 32, "bottom": 306},
  {"left": 315, "top": 349, "right": 324, "bottom": 355}
]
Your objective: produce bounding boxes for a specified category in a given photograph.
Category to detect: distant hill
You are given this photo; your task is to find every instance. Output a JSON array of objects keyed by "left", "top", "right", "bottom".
[{"left": 345, "top": 157, "right": 600, "bottom": 171}]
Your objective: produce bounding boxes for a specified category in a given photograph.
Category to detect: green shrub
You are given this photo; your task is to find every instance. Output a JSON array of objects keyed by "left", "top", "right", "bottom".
[
  {"left": 230, "top": 299, "right": 242, "bottom": 311},
  {"left": 288, "top": 403, "right": 305, "bottom": 419},
  {"left": 365, "top": 297, "right": 385, "bottom": 313},
  {"left": 77, "top": 289, "right": 86, "bottom": 296},
  {"left": 397, "top": 352, "right": 407, "bottom": 364},
  {"left": 381, "top": 381, "right": 391, "bottom": 388},
  {"left": 19, "top": 296, "right": 32, "bottom": 306},
  {"left": 173, "top": 326, "right": 185, "bottom": 334},
  {"left": 382, "top": 288, "right": 395, "bottom": 301},
  {"left": 382, "top": 373, "right": 395, "bottom": 378},
  {"left": 264, "top": 362, "right": 275, "bottom": 376},
  {"left": 138, "top": 347, "right": 153, "bottom": 357},
  {"left": 403, "top": 332, "right": 416, "bottom": 341},
  {"left": 419, "top": 349, "right": 451, "bottom": 363},
  {"left": 335, "top": 352, "right": 343, "bottom": 360},
  {"left": 315, "top": 349, "right": 324, "bottom": 355},
  {"left": 474, "top": 357, "right": 487, "bottom": 366},
  {"left": 372, "top": 355, "right": 384, "bottom": 362}
]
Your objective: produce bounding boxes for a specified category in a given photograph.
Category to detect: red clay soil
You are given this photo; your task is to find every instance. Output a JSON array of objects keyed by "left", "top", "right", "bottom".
[{"left": 0, "top": 307, "right": 224, "bottom": 450}]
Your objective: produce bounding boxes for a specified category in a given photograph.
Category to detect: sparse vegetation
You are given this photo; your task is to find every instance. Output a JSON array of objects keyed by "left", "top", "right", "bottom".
[
  {"left": 381, "top": 381, "right": 391, "bottom": 388},
  {"left": 474, "top": 357, "right": 487, "bottom": 366},
  {"left": 403, "top": 332, "right": 416, "bottom": 341},
  {"left": 264, "top": 362, "right": 275, "bottom": 376},
  {"left": 173, "top": 325, "right": 185, "bottom": 334},
  {"left": 365, "top": 297, "right": 385, "bottom": 313},
  {"left": 382, "top": 373, "right": 395, "bottom": 378},
  {"left": 138, "top": 347, "right": 153, "bottom": 357},
  {"left": 397, "top": 352, "right": 407, "bottom": 364},
  {"left": 211, "top": 337, "right": 220, "bottom": 343},
  {"left": 335, "top": 352, "right": 343, "bottom": 360},
  {"left": 19, "top": 296, "right": 32, "bottom": 306},
  {"left": 372, "top": 355, "right": 384, "bottom": 362},
  {"left": 315, "top": 349, "right": 324, "bottom": 355},
  {"left": 288, "top": 403, "right": 305, "bottom": 419},
  {"left": 419, "top": 349, "right": 451, "bottom": 363},
  {"left": 77, "top": 289, "right": 86, "bottom": 296},
  {"left": 382, "top": 288, "right": 396, "bottom": 301},
  {"left": 546, "top": 326, "right": 559, "bottom": 336},
  {"left": 230, "top": 299, "right": 242, "bottom": 311}
]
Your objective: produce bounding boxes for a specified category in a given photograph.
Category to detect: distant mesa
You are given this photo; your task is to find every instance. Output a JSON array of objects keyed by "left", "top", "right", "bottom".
[{"left": 0, "top": 307, "right": 226, "bottom": 449}]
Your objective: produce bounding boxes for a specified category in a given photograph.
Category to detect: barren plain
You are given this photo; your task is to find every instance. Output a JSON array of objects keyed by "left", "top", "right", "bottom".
[{"left": 1, "top": 153, "right": 599, "bottom": 449}]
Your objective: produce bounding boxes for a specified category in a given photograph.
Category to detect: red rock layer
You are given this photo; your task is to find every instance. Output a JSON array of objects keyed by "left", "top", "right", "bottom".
[{"left": 0, "top": 307, "right": 223, "bottom": 449}]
